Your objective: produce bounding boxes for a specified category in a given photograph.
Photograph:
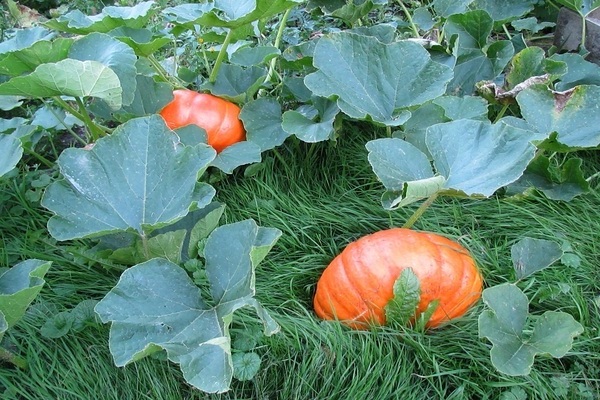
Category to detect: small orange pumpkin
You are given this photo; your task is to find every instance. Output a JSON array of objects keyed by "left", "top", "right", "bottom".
[
  {"left": 159, "top": 89, "right": 245, "bottom": 153},
  {"left": 313, "top": 228, "right": 483, "bottom": 329}
]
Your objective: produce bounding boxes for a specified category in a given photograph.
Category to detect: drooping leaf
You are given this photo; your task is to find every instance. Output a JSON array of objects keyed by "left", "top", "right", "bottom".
[
  {"left": 163, "top": 0, "right": 303, "bottom": 30},
  {"left": 517, "top": 85, "right": 600, "bottom": 148},
  {"left": 108, "top": 27, "right": 171, "bottom": 57},
  {"left": 0, "top": 134, "right": 23, "bottom": 178},
  {"left": 385, "top": 268, "right": 421, "bottom": 326},
  {"left": 511, "top": 237, "right": 564, "bottom": 280},
  {"left": 506, "top": 155, "right": 590, "bottom": 201},
  {"left": 0, "top": 26, "right": 54, "bottom": 54},
  {"left": 479, "top": 283, "right": 584, "bottom": 376},
  {"left": 210, "top": 141, "right": 262, "bottom": 174},
  {"left": 0, "top": 259, "right": 52, "bottom": 340},
  {"left": 201, "top": 64, "right": 267, "bottom": 103},
  {"left": 432, "top": 96, "right": 489, "bottom": 120},
  {"left": 305, "top": 32, "right": 453, "bottom": 126},
  {"left": 45, "top": 1, "right": 156, "bottom": 34},
  {"left": 282, "top": 98, "right": 340, "bottom": 142},
  {"left": 550, "top": 53, "right": 600, "bottom": 91},
  {"left": 366, "top": 138, "right": 445, "bottom": 208},
  {"left": 240, "top": 98, "right": 291, "bottom": 151},
  {"left": 41, "top": 115, "right": 216, "bottom": 240},
  {"left": 470, "top": 0, "right": 537, "bottom": 21},
  {"left": 0, "top": 37, "right": 72, "bottom": 76},
  {"left": 426, "top": 119, "right": 537, "bottom": 197},
  {"left": 0, "top": 59, "right": 123, "bottom": 110},
  {"left": 366, "top": 138, "right": 436, "bottom": 191},
  {"left": 120, "top": 74, "right": 174, "bottom": 119},
  {"left": 230, "top": 45, "right": 281, "bottom": 66},
  {"left": 68, "top": 33, "right": 138, "bottom": 106},
  {"left": 95, "top": 220, "right": 281, "bottom": 393}
]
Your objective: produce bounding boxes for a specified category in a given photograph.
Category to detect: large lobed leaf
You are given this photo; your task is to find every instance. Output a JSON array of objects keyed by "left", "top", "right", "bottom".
[
  {"left": 95, "top": 220, "right": 281, "bottom": 393},
  {"left": 367, "top": 119, "right": 540, "bottom": 208},
  {"left": 517, "top": 85, "right": 600, "bottom": 148},
  {"left": 41, "top": 115, "right": 216, "bottom": 240},
  {"left": 304, "top": 32, "right": 453, "bottom": 126},
  {"left": 0, "top": 59, "right": 123, "bottom": 110}
]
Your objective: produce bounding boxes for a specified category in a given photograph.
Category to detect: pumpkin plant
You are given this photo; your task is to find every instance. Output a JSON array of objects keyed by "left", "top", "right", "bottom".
[
  {"left": 314, "top": 228, "right": 483, "bottom": 329},
  {"left": 159, "top": 89, "right": 246, "bottom": 153}
]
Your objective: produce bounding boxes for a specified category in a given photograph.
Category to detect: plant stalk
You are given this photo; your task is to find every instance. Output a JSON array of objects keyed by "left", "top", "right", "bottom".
[
  {"left": 396, "top": 0, "right": 420, "bottom": 38},
  {"left": 265, "top": 8, "right": 292, "bottom": 85},
  {"left": 209, "top": 29, "right": 235, "bottom": 84},
  {"left": 402, "top": 192, "right": 439, "bottom": 229},
  {"left": 74, "top": 97, "right": 105, "bottom": 141}
]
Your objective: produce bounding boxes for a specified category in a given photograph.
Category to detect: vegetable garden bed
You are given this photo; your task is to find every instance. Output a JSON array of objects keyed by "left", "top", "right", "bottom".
[{"left": 1, "top": 1, "right": 599, "bottom": 399}]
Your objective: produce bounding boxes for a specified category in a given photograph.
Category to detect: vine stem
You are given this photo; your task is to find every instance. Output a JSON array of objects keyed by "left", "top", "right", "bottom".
[
  {"left": 208, "top": 29, "right": 235, "bottom": 84},
  {"left": 265, "top": 8, "right": 292, "bottom": 85},
  {"left": 0, "top": 347, "right": 27, "bottom": 369},
  {"left": 44, "top": 99, "right": 88, "bottom": 147},
  {"left": 396, "top": 0, "right": 420, "bottom": 38},
  {"left": 493, "top": 102, "right": 510, "bottom": 123},
  {"left": 74, "top": 97, "right": 105, "bottom": 141},
  {"left": 402, "top": 192, "right": 439, "bottom": 229}
]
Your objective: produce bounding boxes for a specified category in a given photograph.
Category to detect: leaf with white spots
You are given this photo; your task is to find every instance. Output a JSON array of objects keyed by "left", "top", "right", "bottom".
[
  {"left": 95, "top": 220, "right": 281, "bottom": 393},
  {"left": 41, "top": 115, "right": 216, "bottom": 240}
]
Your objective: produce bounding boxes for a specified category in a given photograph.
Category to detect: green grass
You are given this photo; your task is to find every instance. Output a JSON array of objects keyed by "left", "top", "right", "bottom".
[{"left": 1, "top": 126, "right": 599, "bottom": 399}]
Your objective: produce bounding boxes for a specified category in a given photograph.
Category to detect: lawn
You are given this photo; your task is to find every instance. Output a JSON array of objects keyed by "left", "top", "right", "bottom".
[{"left": 1, "top": 1, "right": 600, "bottom": 399}]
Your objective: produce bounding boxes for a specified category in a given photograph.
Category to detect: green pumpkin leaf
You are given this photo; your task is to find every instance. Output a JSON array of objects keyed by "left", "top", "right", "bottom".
[
  {"left": 95, "top": 220, "right": 281, "bottom": 393},
  {"left": 445, "top": 11, "right": 514, "bottom": 95},
  {"left": 470, "top": 0, "right": 537, "bottom": 21},
  {"left": 551, "top": 53, "right": 600, "bottom": 91},
  {"left": 211, "top": 141, "right": 263, "bottom": 174},
  {"left": 0, "top": 134, "right": 23, "bottom": 178},
  {"left": 108, "top": 27, "right": 171, "bottom": 57},
  {"left": 40, "top": 311, "right": 74, "bottom": 339},
  {"left": 232, "top": 352, "right": 262, "bottom": 381},
  {"left": 201, "top": 64, "right": 266, "bottom": 103},
  {"left": 230, "top": 45, "right": 281, "bottom": 66},
  {"left": 240, "top": 98, "right": 291, "bottom": 151},
  {"left": 511, "top": 237, "right": 564, "bottom": 280},
  {"left": 163, "top": 0, "right": 303, "bottom": 30},
  {"left": 68, "top": 33, "right": 138, "bottom": 107},
  {"left": 479, "top": 283, "right": 584, "bottom": 376},
  {"left": 45, "top": 1, "right": 156, "bottom": 34},
  {"left": 0, "top": 36, "right": 72, "bottom": 76},
  {"left": 385, "top": 268, "right": 421, "bottom": 326},
  {"left": 553, "top": 0, "right": 600, "bottom": 16},
  {"left": 41, "top": 115, "right": 216, "bottom": 240},
  {"left": 506, "top": 155, "right": 590, "bottom": 201},
  {"left": 426, "top": 119, "right": 537, "bottom": 197},
  {"left": 282, "top": 98, "right": 340, "bottom": 143},
  {"left": 0, "top": 259, "right": 52, "bottom": 341},
  {"left": 305, "top": 32, "right": 453, "bottom": 126},
  {"left": 0, "top": 59, "right": 123, "bottom": 110},
  {"left": 517, "top": 85, "right": 600, "bottom": 148},
  {"left": 432, "top": 0, "right": 472, "bottom": 18}
]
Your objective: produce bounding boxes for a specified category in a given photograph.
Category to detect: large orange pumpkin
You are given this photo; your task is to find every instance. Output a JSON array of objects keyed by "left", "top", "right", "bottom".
[
  {"left": 313, "top": 228, "right": 483, "bottom": 329},
  {"left": 159, "top": 89, "right": 245, "bottom": 153}
]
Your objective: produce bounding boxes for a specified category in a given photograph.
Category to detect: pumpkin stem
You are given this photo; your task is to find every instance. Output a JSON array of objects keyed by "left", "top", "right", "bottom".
[
  {"left": 402, "top": 192, "right": 439, "bottom": 229},
  {"left": 208, "top": 29, "right": 235, "bottom": 84}
]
